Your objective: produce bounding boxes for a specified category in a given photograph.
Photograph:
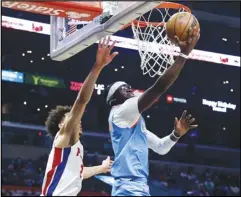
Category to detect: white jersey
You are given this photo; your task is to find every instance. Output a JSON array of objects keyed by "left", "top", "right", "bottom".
[
  {"left": 111, "top": 97, "right": 177, "bottom": 155},
  {"left": 41, "top": 135, "right": 84, "bottom": 196}
]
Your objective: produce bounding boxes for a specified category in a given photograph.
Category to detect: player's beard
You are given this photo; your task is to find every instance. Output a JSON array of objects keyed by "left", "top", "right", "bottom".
[{"left": 126, "top": 92, "right": 135, "bottom": 99}]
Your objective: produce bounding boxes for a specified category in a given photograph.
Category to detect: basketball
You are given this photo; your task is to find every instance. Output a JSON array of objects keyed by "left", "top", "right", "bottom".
[
  {"left": 166, "top": 12, "right": 200, "bottom": 44},
  {"left": 2, "top": 1, "right": 239, "bottom": 197}
]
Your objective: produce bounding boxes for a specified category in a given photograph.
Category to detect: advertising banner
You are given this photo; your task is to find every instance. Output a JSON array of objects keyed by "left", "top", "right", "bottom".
[
  {"left": 25, "top": 73, "right": 66, "bottom": 88},
  {"left": 2, "top": 70, "right": 24, "bottom": 83}
]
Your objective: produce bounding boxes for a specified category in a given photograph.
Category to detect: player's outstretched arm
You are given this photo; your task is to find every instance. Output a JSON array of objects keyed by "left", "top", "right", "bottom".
[
  {"left": 61, "top": 37, "right": 118, "bottom": 134},
  {"left": 147, "top": 110, "right": 198, "bottom": 155},
  {"left": 83, "top": 156, "right": 113, "bottom": 179},
  {"left": 138, "top": 27, "right": 200, "bottom": 113}
]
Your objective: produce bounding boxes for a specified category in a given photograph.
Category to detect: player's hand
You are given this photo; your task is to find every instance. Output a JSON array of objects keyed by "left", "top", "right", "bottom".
[
  {"left": 96, "top": 36, "right": 119, "bottom": 68},
  {"left": 175, "top": 26, "right": 200, "bottom": 56},
  {"left": 101, "top": 156, "right": 114, "bottom": 173},
  {"left": 174, "top": 110, "right": 198, "bottom": 137}
]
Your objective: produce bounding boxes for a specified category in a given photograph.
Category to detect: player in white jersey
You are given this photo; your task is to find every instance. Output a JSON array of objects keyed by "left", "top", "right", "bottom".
[{"left": 41, "top": 37, "right": 119, "bottom": 196}]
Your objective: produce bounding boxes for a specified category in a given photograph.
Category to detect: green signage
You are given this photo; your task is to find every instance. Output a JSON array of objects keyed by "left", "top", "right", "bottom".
[{"left": 25, "top": 73, "right": 66, "bottom": 88}]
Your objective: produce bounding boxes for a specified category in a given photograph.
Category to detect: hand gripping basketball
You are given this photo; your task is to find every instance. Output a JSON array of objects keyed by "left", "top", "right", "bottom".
[{"left": 175, "top": 26, "right": 200, "bottom": 56}]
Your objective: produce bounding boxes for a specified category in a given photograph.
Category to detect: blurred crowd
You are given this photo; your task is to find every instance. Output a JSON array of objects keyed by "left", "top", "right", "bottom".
[
  {"left": 2, "top": 189, "right": 40, "bottom": 196},
  {"left": 2, "top": 153, "right": 240, "bottom": 196},
  {"left": 180, "top": 168, "right": 240, "bottom": 196},
  {"left": 149, "top": 164, "right": 240, "bottom": 196},
  {"left": 2, "top": 153, "right": 111, "bottom": 196}
]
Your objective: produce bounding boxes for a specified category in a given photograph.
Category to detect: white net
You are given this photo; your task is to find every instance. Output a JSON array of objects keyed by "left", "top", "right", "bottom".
[{"left": 131, "top": 4, "right": 188, "bottom": 78}]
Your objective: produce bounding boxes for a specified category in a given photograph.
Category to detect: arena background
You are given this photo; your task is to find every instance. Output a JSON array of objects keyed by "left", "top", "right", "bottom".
[{"left": 1, "top": 1, "right": 240, "bottom": 196}]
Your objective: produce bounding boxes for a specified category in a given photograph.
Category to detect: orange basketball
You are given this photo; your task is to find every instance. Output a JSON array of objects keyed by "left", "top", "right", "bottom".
[{"left": 166, "top": 12, "right": 199, "bottom": 44}]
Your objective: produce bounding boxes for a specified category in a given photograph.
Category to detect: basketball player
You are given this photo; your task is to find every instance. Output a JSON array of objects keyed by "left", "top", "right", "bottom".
[
  {"left": 104, "top": 26, "right": 200, "bottom": 196},
  {"left": 41, "top": 37, "right": 118, "bottom": 196}
]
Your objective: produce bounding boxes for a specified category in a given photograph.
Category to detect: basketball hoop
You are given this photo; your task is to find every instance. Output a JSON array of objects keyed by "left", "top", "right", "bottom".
[
  {"left": 49, "top": 1, "right": 163, "bottom": 61},
  {"left": 3, "top": 1, "right": 191, "bottom": 68},
  {"left": 126, "top": 2, "right": 191, "bottom": 78}
]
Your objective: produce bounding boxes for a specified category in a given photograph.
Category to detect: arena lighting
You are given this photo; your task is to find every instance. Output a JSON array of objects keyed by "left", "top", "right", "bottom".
[
  {"left": 41, "top": 57, "right": 45, "bottom": 60},
  {"left": 95, "top": 84, "right": 105, "bottom": 95},
  {"left": 2, "top": 16, "right": 240, "bottom": 67},
  {"left": 2, "top": 70, "right": 24, "bottom": 83},
  {"left": 22, "top": 53, "right": 25, "bottom": 56},
  {"left": 23, "top": 101, "right": 27, "bottom": 105},
  {"left": 174, "top": 97, "right": 187, "bottom": 103},
  {"left": 166, "top": 95, "right": 187, "bottom": 104},
  {"left": 147, "top": 115, "right": 150, "bottom": 118},
  {"left": 166, "top": 95, "right": 174, "bottom": 104},
  {"left": 230, "top": 89, "right": 234, "bottom": 92},
  {"left": 121, "top": 66, "right": 125, "bottom": 69},
  {"left": 45, "top": 105, "right": 48, "bottom": 108},
  {"left": 25, "top": 73, "right": 66, "bottom": 88},
  {"left": 222, "top": 38, "right": 227, "bottom": 41},
  {"left": 30, "top": 60, "right": 33, "bottom": 63},
  {"left": 114, "top": 68, "right": 118, "bottom": 72},
  {"left": 37, "top": 108, "right": 40, "bottom": 111},
  {"left": 70, "top": 82, "right": 105, "bottom": 95},
  {"left": 69, "top": 80, "right": 158, "bottom": 101}
]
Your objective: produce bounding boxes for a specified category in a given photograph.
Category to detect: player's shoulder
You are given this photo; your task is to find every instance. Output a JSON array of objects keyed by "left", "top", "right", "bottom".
[
  {"left": 118, "top": 97, "right": 139, "bottom": 112},
  {"left": 112, "top": 97, "right": 139, "bottom": 110},
  {"left": 124, "top": 97, "right": 139, "bottom": 108},
  {"left": 124, "top": 96, "right": 139, "bottom": 104}
]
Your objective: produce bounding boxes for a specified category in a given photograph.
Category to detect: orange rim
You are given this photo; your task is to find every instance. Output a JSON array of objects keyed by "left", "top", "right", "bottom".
[{"left": 121, "top": 2, "right": 191, "bottom": 30}]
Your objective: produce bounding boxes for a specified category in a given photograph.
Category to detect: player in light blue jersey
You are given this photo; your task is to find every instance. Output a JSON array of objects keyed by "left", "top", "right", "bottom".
[{"left": 104, "top": 26, "right": 200, "bottom": 196}]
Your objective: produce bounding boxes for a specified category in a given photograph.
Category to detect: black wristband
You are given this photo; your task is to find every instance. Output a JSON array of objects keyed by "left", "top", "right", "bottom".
[{"left": 170, "top": 130, "right": 181, "bottom": 142}]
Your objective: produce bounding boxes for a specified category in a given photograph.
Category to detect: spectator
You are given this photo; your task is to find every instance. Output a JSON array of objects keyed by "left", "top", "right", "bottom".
[{"left": 205, "top": 178, "right": 215, "bottom": 193}]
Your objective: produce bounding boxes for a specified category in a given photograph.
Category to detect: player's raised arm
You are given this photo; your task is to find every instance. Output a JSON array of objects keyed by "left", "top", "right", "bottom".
[
  {"left": 61, "top": 37, "right": 118, "bottom": 133},
  {"left": 138, "top": 27, "right": 200, "bottom": 113}
]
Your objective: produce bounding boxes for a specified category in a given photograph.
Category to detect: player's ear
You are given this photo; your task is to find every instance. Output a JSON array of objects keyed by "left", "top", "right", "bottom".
[
  {"left": 58, "top": 122, "right": 63, "bottom": 129},
  {"left": 59, "top": 113, "right": 68, "bottom": 129}
]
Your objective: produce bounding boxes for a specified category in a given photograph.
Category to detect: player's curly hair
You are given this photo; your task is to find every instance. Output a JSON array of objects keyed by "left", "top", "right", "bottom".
[{"left": 45, "top": 105, "right": 72, "bottom": 139}]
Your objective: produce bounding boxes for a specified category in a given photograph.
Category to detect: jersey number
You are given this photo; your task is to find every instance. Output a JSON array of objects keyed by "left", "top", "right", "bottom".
[
  {"left": 77, "top": 148, "right": 84, "bottom": 178},
  {"left": 76, "top": 148, "right": 80, "bottom": 156},
  {"left": 80, "top": 164, "right": 84, "bottom": 178}
]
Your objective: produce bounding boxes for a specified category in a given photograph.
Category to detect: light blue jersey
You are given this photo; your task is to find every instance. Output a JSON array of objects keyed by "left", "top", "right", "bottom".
[
  {"left": 109, "top": 115, "right": 149, "bottom": 179},
  {"left": 108, "top": 97, "right": 150, "bottom": 196},
  {"left": 108, "top": 97, "right": 179, "bottom": 196}
]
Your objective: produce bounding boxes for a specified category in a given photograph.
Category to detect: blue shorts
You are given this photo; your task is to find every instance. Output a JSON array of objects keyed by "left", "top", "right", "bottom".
[{"left": 112, "top": 179, "right": 150, "bottom": 196}]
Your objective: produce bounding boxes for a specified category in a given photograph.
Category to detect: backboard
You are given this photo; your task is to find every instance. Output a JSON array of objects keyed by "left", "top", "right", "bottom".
[{"left": 49, "top": 1, "right": 163, "bottom": 61}]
